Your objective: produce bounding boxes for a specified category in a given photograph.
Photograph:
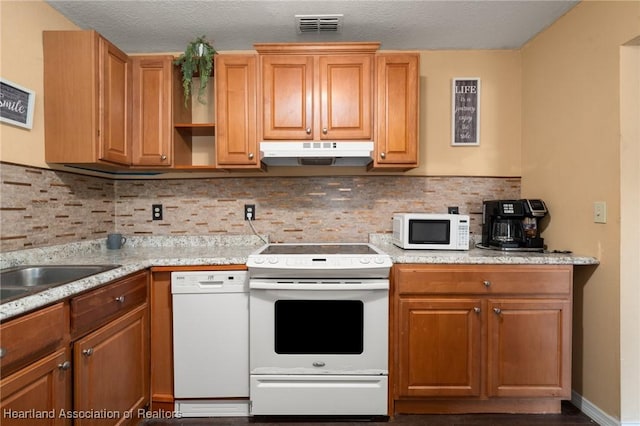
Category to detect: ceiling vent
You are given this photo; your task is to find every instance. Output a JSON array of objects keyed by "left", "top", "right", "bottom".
[{"left": 295, "top": 14, "right": 343, "bottom": 33}]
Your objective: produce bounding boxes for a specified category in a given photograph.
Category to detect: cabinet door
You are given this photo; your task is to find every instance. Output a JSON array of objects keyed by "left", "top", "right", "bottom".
[
  {"left": 132, "top": 56, "right": 172, "bottom": 166},
  {"left": 261, "top": 55, "right": 314, "bottom": 140},
  {"left": 0, "top": 348, "right": 72, "bottom": 426},
  {"left": 99, "top": 37, "right": 132, "bottom": 165},
  {"left": 397, "top": 298, "right": 482, "bottom": 397},
  {"left": 487, "top": 299, "right": 571, "bottom": 398},
  {"left": 373, "top": 53, "right": 419, "bottom": 169},
  {"left": 74, "top": 304, "right": 149, "bottom": 426},
  {"left": 215, "top": 55, "right": 260, "bottom": 167},
  {"left": 319, "top": 55, "right": 373, "bottom": 140}
]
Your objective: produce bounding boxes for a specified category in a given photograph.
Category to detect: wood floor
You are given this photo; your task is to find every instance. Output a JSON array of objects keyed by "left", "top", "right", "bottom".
[{"left": 140, "top": 401, "right": 598, "bottom": 426}]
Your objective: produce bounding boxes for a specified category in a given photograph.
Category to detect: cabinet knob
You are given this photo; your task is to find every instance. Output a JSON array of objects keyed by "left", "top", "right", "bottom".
[
  {"left": 115, "top": 295, "right": 125, "bottom": 303},
  {"left": 483, "top": 280, "right": 492, "bottom": 287},
  {"left": 312, "top": 361, "right": 326, "bottom": 367},
  {"left": 322, "top": 128, "right": 328, "bottom": 135},
  {"left": 160, "top": 154, "right": 167, "bottom": 161},
  {"left": 0, "top": 347, "right": 6, "bottom": 359},
  {"left": 82, "top": 348, "right": 94, "bottom": 357},
  {"left": 58, "top": 361, "right": 71, "bottom": 370},
  {"left": 380, "top": 152, "right": 386, "bottom": 159},
  {"left": 474, "top": 307, "right": 481, "bottom": 314},
  {"left": 306, "top": 127, "right": 311, "bottom": 135},
  {"left": 493, "top": 308, "right": 502, "bottom": 315},
  {"left": 248, "top": 152, "right": 254, "bottom": 160}
]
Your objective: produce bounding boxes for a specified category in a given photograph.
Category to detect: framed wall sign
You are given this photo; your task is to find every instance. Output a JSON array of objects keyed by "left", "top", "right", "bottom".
[
  {"left": 0, "top": 78, "right": 35, "bottom": 129},
  {"left": 451, "top": 77, "right": 480, "bottom": 146}
]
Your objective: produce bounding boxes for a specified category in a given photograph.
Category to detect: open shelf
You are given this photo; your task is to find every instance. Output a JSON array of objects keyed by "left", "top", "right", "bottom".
[{"left": 174, "top": 123, "right": 215, "bottom": 137}]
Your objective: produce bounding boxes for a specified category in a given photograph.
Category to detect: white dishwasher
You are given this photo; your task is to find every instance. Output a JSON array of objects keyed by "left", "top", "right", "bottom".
[{"left": 171, "top": 270, "right": 249, "bottom": 417}]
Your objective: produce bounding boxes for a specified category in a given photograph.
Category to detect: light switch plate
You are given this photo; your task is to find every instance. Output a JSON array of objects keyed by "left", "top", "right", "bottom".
[{"left": 593, "top": 201, "right": 607, "bottom": 224}]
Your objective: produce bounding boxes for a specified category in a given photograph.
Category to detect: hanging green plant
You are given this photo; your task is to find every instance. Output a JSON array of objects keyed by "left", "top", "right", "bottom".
[{"left": 174, "top": 35, "right": 216, "bottom": 109}]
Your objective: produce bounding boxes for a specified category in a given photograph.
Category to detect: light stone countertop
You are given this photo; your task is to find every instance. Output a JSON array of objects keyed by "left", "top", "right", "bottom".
[
  {"left": 369, "top": 234, "right": 600, "bottom": 266},
  {"left": 0, "top": 236, "right": 266, "bottom": 321},
  {"left": 0, "top": 235, "right": 599, "bottom": 321}
]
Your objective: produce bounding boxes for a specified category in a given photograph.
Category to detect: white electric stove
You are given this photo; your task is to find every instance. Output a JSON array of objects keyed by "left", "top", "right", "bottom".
[{"left": 246, "top": 243, "right": 392, "bottom": 417}]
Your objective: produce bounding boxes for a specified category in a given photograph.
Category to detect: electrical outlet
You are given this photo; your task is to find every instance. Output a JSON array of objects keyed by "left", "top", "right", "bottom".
[
  {"left": 152, "top": 204, "right": 163, "bottom": 221},
  {"left": 244, "top": 204, "right": 256, "bottom": 221},
  {"left": 593, "top": 201, "right": 607, "bottom": 224}
]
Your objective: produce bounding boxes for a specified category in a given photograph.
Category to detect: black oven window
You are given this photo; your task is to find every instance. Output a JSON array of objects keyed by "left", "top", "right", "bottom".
[
  {"left": 274, "top": 300, "right": 364, "bottom": 354},
  {"left": 409, "top": 219, "right": 451, "bottom": 244}
]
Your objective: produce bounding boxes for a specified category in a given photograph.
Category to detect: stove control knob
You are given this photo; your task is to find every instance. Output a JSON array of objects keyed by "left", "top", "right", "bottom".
[
  {"left": 267, "top": 257, "right": 278, "bottom": 264},
  {"left": 374, "top": 257, "right": 386, "bottom": 264},
  {"left": 253, "top": 258, "right": 265, "bottom": 264},
  {"left": 360, "top": 257, "right": 371, "bottom": 264}
]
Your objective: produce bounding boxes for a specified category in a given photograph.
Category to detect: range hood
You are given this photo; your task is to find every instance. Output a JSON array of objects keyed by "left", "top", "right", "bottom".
[{"left": 260, "top": 141, "right": 374, "bottom": 166}]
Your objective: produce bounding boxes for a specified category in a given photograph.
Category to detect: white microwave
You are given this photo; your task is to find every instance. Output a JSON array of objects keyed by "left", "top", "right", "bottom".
[{"left": 392, "top": 213, "right": 470, "bottom": 250}]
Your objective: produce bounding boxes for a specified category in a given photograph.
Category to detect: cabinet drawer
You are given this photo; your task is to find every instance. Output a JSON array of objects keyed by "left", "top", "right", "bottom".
[
  {"left": 395, "top": 265, "right": 572, "bottom": 295},
  {"left": 0, "top": 302, "right": 68, "bottom": 377},
  {"left": 71, "top": 271, "right": 147, "bottom": 337}
]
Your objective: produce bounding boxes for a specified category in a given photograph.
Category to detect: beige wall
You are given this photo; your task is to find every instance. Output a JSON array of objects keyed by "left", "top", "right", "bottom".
[
  {"left": 414, "top": 50, "right": 521, "bottom": 177},
  {"left": 521, "top": 0, "right": 640, "bottom": 420},
  {"left": 620, "top": 42, "right": 640, "bottom": 424},
  {"left": 0, "top": 0, "right": 78, "bottom": 168},
  {"left": 0, "top": 0, "right": 522, "bottom": 178}
]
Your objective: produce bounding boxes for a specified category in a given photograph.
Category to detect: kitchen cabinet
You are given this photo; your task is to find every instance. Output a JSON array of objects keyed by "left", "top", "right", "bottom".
[
  {"left": 1, "top": 348, "right": 72, "bottom": 426},
  {"left": 371, "top": 53, "right": 419, "bottom": 170},
  {"left": 214, "top": 54, "right": 260, "bottom": 169},
  {"left": 74, "top": 305, "right": 148, "bottom": 425},
  {"left": 44, "top": 30, "right": 132, "bottom": 168},
  {"left": 131, "top": 56, "right": 173, "bottom": 167},
  {"left": 391, "top": 264, "right": 572, "bottom": 414},
  {"left": 70, "top": 270, "right": 149, "bottom": 425},
  {"left": 255, "top": 43, "right": 378, "bottom": 142},
  {"left": 0, "top": 271, "right": 149, "bottom": 424},
  {"left": 0, "top": 303, "right": 72, "bottom": 425}
]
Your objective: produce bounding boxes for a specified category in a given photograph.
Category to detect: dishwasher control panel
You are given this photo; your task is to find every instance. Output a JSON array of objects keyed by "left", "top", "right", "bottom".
[{"left": 171, "top": 270, "right": 248, "bottom": 294}]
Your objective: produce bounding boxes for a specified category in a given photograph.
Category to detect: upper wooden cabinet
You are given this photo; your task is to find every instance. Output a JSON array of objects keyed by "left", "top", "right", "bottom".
[
  {"left": 44, "top": 31, "right": 132, "bottom": 167},
  {"left": 131, "top": 56, "right": 173, "bottom": 167},
  {"left": 215, "top": 54, "right": 260, "bottom": 169},
  {"left": 256, "top": 43, "right": 377, "bottom": 142},
  {"left": 371, "top": 53, "right": 419, "bottom": 170}
]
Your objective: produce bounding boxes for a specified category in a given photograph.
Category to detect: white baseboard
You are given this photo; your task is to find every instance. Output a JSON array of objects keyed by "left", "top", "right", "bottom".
[{"left": 572, "top": 390, "right": 622, "bottom": 426}]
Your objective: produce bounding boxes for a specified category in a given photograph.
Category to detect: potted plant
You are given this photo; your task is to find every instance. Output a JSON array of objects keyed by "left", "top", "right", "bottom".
[{"left": 174, "top": 35, "right": 216, "bottom": 108}]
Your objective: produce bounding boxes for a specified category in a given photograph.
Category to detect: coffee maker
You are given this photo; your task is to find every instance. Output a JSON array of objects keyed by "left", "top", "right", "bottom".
[{"left": 481, "top": 199, "right": 548, "bottom": 251}]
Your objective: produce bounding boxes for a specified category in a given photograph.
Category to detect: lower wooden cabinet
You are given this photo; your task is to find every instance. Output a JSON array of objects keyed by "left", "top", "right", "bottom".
[
  {"left": 0, "top": 271, "right": 150, "bottom": 426},
  {"left": 0, "top": 347, "right": 72, "bottom": 426},
  {"left": 398, "top": 298, "right": 482, "bottom": 398},
  {"left": 74, "top": 304, "right": 149, "bottom": 426},
  {"left": 487, "top": 299, "right": 570, "bottom": 398},
  {"left": 392, "top": 264, "right": 573, "bottom": 414}
]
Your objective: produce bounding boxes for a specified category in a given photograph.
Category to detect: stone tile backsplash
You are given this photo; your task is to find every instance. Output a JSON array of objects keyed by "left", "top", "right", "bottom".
[
  {"left": 1, "top": 163, "right": 115, "bottom": 251},
  {"left": 1, "top": 163, "right": 520, "bottom": 252}
]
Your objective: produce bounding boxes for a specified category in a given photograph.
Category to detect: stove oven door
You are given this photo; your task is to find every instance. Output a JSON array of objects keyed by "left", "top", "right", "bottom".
[
  {"left": 249, "top": 279, "right": 389, "bottom": 374},
  {"left": 249, "top": 279, "right": 389, "bottom": 416}
]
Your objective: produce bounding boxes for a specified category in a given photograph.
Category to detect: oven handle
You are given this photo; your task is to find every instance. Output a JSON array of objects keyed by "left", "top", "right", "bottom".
[{"left": 249, "top": 281, "right": 389, "bottom": 291}]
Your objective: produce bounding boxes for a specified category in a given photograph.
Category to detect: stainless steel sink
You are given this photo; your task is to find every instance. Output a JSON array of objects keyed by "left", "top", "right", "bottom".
[{"left": 0, "top": 264, "right": 120, "bottom": 303}]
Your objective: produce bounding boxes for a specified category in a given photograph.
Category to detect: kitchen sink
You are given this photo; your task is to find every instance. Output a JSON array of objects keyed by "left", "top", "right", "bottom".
[{"left": 0, "top": 264, "right": 120, "bottom": 303}]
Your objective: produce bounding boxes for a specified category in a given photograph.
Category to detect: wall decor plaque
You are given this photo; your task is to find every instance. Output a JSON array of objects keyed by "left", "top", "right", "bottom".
[
  {"left": 1, "top": 78, "right": 35, "bottom": 129},
  {"left": 451, "top": 78, "right": 480, "bottom": 146}
]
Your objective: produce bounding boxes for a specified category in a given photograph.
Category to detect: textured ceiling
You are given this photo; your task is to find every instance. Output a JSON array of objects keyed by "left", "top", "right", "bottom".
[{"left": 45, "top": 0, "right": 579, "bottom": 53}]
